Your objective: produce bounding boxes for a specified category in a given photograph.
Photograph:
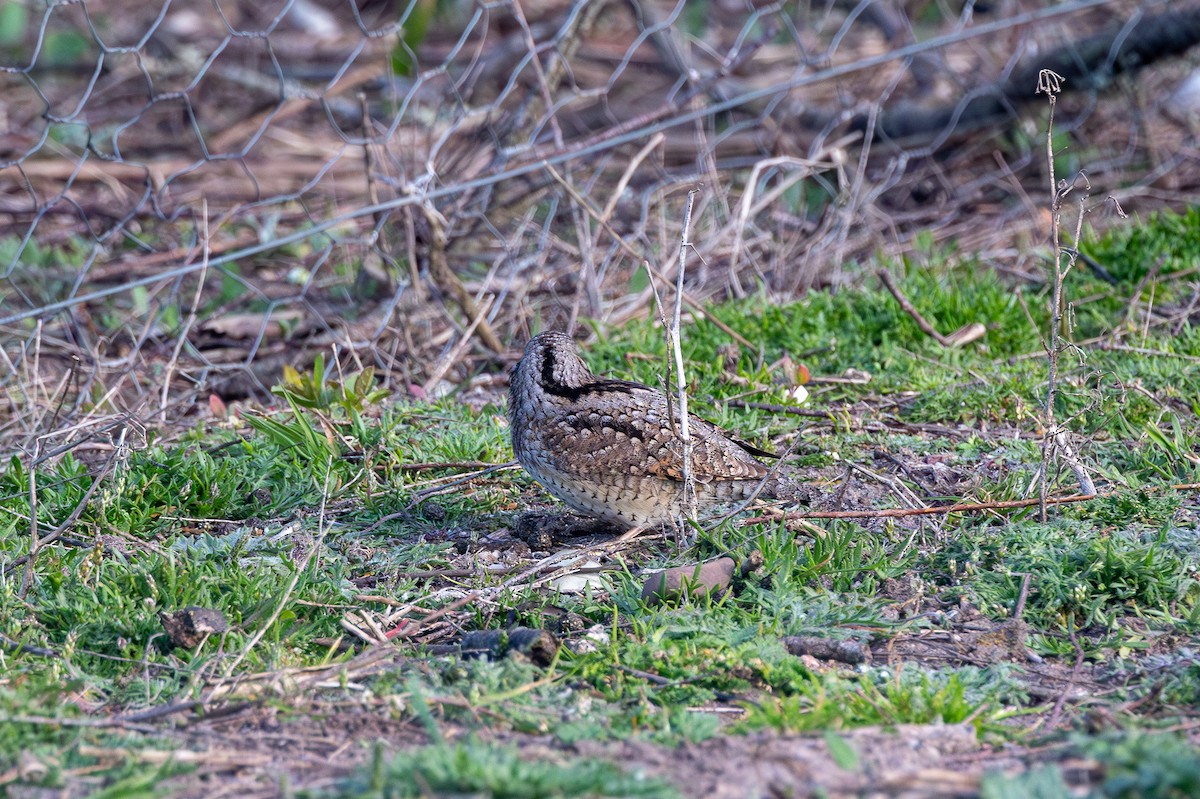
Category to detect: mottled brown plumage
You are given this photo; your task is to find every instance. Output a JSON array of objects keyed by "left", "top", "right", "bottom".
[{"left": 509, "top": 331, "right": 783, "bottom": 527}]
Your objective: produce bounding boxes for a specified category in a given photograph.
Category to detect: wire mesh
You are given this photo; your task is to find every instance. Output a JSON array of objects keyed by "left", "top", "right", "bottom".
[{"left": 1, "top": 0, "right": 1198, "bottom": 452}]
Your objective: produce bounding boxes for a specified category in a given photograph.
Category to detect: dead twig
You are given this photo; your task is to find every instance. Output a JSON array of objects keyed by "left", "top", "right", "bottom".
[
  {"left": 401, "top": 462, "right": 519, "bottom": 509},
  {"left": 1095, "top": 341, "right": 1200, "bottom": 363},
  {"left": 0, "top": 633, "right": 58, "bottom": 658},
  {"left": 390, "top": 591, "right": 481, "bottom": 639},
  {"left": 543, "top": 159, "right": 754, "bottom": 351},
  {"left": 397, "top": 460, "right": 501, "bottom": 472},
  {"left": 878, "top": 269, "right": 985, "bottom": 348},
  {"left": 11, "top": 444, "right": 121, "bottom": 591},
  {"left": 1013, "top": 573, "right": 1033, "bottom": 621},
  {"left": 421, "top": 297, "right": 494, "bottom": 395},
  {"left": 1053, "top": 428, "right": 1097, "bottom": 497},
  {"left": 1045, "top": 627, "right": 1087, "bottom": 731}
]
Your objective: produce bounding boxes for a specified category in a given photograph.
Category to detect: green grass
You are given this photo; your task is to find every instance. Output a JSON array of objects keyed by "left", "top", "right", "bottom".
[
  {"left": 0, "top": 680, "right": 189, "bottom": 797},
  {"left": 583, "top": 259, "right": 1200, "bottom": 443},
  {"left": 1082, "top": 206, "right": 1200, "bottom": 283},
  {"left": 736, "top": 666, "right": 1019, "bottom": 734},
  {"left": 937, "top": 519, "right": 1200, "bottom": 645},
  {"left": 981, "top": 732, "right": 1200, "bottom": 798},
  {"left": 4, "top": 227, "right": 1200, "bottom": 795}
]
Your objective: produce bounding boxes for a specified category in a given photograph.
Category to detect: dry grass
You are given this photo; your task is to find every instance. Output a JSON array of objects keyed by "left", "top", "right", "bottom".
[{"left": 3, "top": 1, "right": 1199, "bottom": 457}]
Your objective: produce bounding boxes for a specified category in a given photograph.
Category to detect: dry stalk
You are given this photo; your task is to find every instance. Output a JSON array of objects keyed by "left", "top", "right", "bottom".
[
  {"left": 643, "top": 258, "right": 677, "bottom": 435},
  {"left": 600, "top": 133, "right": 666, "bottom": 223},
  {"left": 707, "top": 435, "right": 803, "bottom": 529},
  {"left": 159, "top": 201, "right": 210, "bottom": 423},
  {"left": 1036, "top": 68, "right": 1095, "bottom": 520},
  {"left": 518, "top": 0, "right": 609, "bottom": 138},
  {"left": 421, "top": 296, "right": 494, "bottom": 396},
  {"left": 13, "top": 444, "right": 121, "bottom": 593},
  {"left": 726, "top": 155, "right": 838, "bottom": 295},
  {"left": 20, "top": 440, "right": 39, "bottom": 598},
  {"left": 541, "top": 161, "right": 753, "bottom": 350},
  {"left": 420, "top": 201, "right": 504, "bottom": 354}
]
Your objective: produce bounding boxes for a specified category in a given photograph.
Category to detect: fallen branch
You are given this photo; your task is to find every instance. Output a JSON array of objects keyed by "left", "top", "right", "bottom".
[
  {"left": 853, "top": 6, "right": 1200, "bottom": 144},
  {"left": 1095, "top": 341, "right": 1200, "bottom": 364},
  {"left": 878, "top": 269, "right": 985, "bottom": 348},
  {"left": 744, "top": 482, "right": 1200, "bottom": 523},
  {"left": 397, "top": 460, "right": 501, "bottom": 472}
]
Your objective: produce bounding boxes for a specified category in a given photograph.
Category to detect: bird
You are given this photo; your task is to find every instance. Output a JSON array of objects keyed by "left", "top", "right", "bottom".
[{"left": 508, "top": 331, "right": 788, "bottom": 528}]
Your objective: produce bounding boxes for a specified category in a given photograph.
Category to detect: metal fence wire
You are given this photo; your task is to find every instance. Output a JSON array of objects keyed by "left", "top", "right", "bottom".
[{"left": 1, "top": 0, "right": 1199, "bottom": 446}]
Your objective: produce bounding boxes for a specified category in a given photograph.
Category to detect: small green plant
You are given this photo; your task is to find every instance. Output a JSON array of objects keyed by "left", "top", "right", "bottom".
[
  {"left": 242, "top": 352, "right": 392, "bottom": 490},
  {"left": 940, "top": 519, "right": 1198, "bottom": 635},
  {"left": 1142, "top": 416, "right": 1200, "bottom": 481},
  {"left": 273, "top": 353, "right": 391, "bottom": 415},
  {"left": 391, "top": 0, "right": 437, "bottom": 77},
  {"left": 311, "top": 738, "right": 678, "bottom": 799},
  {"left": 244, "top": 391, "right": 339, "bottom": 470}
]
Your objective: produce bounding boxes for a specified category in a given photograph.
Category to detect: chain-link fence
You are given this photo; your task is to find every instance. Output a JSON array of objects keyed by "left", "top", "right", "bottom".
[{"left": 2, "top": 0, "right": 1198, "bottom": 450}]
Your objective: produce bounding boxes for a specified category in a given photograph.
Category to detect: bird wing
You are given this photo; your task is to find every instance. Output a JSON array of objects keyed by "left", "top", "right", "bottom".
[
  {"left": 549, "top": 379, "right": 774, "bottom": 483},
  {"left": 641, "top": 402, "right": 773, "bottom": 483}
]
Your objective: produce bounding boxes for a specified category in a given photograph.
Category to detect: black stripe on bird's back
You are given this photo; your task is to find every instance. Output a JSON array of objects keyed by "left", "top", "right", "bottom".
[
  {"left": 541, "top": 379, "right": 641, "bottom": 401},
  {"left": 540, "top": 352, "right": 640, "bottom": 401}
]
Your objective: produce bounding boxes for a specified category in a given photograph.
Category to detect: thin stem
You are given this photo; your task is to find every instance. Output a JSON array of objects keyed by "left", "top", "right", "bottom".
[
  {"left": 1037, "top": 69, "right": 1064, "bottom": 522},
  {"left": 673, "top": 189, "right": 700, "bottom": 522},
  {"left": 1033, "top": 67, "right": 1099, "bottom": 512}
]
